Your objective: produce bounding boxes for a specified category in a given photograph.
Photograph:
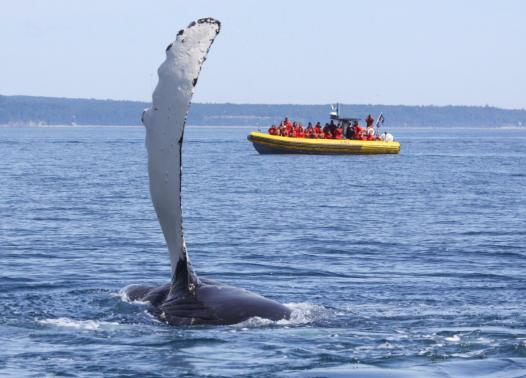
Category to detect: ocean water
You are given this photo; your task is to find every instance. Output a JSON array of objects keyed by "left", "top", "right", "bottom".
[{"left": 1, "top": 125, "right": 525, "bottom": 377}]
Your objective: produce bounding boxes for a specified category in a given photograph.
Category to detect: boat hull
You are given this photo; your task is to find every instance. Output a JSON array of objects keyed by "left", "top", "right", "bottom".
[{"left": 247, "top": 132, "right": 400, "bottom": 155}]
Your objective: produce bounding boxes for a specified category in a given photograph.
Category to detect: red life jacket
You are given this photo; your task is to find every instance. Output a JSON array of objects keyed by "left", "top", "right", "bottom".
[
  {"left": 353, "top": 125, "right": 362, "bottom": 140},
  {"left": 334, "top": 128, "right": 343, "bottom": 139},
  {"left": 268, "top": 127, "right": 277, "bottom": 135}
]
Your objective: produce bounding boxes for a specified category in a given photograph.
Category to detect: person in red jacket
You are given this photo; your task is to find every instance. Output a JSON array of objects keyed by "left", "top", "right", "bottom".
[
  {"left": 323, "top": 123, "right": 332, "bottom": 139},
  {"left": 313, "top": 122, "right": 323, "bottom": 138},
  {"left": 306, "top": 122, "right": 314, "bottom": 138},
  {"left": 289, "top": 124, "right": 298, "bottom": 137},
  {"left": 289, "top": 121, "right": 298, "bottom": 138},
  {"left": 284, "top": 117, "right": 292, "bottom": 131},
  {"left": 268, "top": 124, "right": 278, "bottom": 135},
  {"left": 352, "top": 121, "right": 363, "bottom": 140},
  {"left": 328, "top": 120, "right": 337, "bottom": 136},
  {"left": 334, "top": 126, "right": 343, "bottom": 139},
  {"left": 365, "top": 124, "right": 376, "bottom": 140},
  {"left": 297, "top": 123, "right": 305, "bottom": 138},
  {"left": 279, "top": 124, "right": 288, "bottom": 137}
]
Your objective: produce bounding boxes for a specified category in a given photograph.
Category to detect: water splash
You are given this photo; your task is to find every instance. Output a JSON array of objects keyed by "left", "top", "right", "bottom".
[
  {"left": 235, "top": 302, "right": 332, "bottom": 328},
  {"left": 38, "top": 317, "right": 119, "bottom": 331}
]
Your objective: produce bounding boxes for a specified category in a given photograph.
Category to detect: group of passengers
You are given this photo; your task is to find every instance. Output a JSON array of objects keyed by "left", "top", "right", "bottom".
[{"left": 267, "top": 115, "right": 379, "bottom": 141}]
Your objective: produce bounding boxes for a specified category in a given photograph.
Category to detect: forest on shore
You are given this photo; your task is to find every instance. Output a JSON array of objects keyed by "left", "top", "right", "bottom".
[{"left": 1, "top": 95, "right": 525, "bottom": 128}]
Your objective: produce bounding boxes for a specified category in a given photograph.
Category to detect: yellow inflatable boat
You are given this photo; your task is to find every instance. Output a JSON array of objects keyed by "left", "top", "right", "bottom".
[{"left": 247, "top": 132, "right": 400, "bottom": 155}]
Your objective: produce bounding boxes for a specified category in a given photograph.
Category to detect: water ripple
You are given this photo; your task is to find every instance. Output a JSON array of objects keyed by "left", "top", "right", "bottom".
[{"left": 1, "top": 127, "right": 526, "bottom": 376}]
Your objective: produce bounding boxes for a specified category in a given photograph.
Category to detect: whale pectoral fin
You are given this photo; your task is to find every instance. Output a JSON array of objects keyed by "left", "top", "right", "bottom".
[{"left": 143, "top": 18, "right": 221, "bottom": 293}]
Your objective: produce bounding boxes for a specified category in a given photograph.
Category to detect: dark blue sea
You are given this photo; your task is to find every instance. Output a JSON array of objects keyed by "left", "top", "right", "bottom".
[{"left": 1, "top": 126, "right": 525, "bottom": 377}]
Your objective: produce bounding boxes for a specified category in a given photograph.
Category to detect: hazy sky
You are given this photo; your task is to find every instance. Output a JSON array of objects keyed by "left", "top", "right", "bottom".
[{"left": 2, "top": 0, "right": 525, "bottom": 108}]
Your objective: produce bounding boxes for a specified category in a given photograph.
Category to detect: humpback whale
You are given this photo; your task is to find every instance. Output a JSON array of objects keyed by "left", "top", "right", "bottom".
[{"left": 124, "top": 18, "right": 291, "bottom": 325}]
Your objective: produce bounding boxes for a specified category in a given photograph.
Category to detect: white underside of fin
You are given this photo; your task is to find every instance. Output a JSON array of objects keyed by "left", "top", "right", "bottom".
[{"left": 142, "top": 18, "right": 220, "bottom": 275}]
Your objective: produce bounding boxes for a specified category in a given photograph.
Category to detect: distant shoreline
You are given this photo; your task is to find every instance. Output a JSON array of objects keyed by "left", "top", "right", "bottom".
[{"left": 1, "top": 94, "right": 525, "bottom": 128}]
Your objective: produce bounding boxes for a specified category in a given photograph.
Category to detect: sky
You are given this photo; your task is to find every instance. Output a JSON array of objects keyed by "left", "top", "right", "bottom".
[{"left": 1, "top": 0, "right": 525, "bottom": 108}]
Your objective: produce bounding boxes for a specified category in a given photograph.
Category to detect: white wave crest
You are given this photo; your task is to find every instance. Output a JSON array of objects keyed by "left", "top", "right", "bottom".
[
  {"left": 445, "top": 334, "right": 461, "bottom": 342},
  {"left": 235, "top": 302, "right": 331, "bottom": 328},
  {"left": 284, "top": 302, "right": 332, "bottom": 324},
  {"left": 38, "top": 317, "right": 119, "bottom": 331}
]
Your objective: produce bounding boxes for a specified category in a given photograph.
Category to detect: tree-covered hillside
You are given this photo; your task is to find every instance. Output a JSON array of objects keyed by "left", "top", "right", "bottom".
[{"left": 1, "top": 95, "right": 525, "bottom": 127}]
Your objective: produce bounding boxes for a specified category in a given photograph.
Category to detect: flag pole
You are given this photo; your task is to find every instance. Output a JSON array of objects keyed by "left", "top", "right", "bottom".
[{"left": 375, "top": 113, "right": 384, "bottom": 136}]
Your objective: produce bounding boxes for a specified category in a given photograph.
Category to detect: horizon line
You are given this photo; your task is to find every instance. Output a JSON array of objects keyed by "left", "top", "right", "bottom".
[{"left": 2, "top": 93, "right": 525, "bottom": 112}]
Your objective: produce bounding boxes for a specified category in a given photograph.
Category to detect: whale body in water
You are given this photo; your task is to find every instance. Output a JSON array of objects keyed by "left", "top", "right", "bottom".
[{"left": 124, "top": 18, "right": 291, "bottom": 325}]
